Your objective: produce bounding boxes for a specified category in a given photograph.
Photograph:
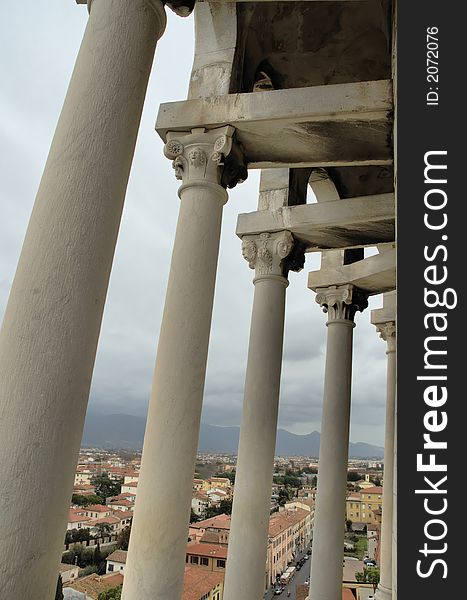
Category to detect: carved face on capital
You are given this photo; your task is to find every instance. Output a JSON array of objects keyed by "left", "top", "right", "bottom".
[
  {"left": 172, "top": 156, "right": 184, "bottom": 180},
  {"left": 189, "top": 148, "right": 207, "bottom": 167},
  {"left": 276, "top": 235, "right": 293, "bottom": 259},
  {"left": 242, "top": 240, "right": 257, "bottom": 269}
]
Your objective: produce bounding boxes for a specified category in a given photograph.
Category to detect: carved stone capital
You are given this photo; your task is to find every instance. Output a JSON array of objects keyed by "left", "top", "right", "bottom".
[
  {"left": 315, "top": 284, "right": 368, "bottom": 323},
  {"left": 376, "top": 321, "right": 396, "bottom": 353},
  {"left": 241, "top": 231, "right": 294, "bottom": 279},
  {"left": 164, "top": 127, "right": 247, "bottom": 190}
]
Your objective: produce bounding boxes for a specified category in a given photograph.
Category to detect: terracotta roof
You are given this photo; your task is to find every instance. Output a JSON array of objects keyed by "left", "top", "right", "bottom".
[
  {"left": 110, "top": 509, "right": 133, "bottom": 520},
  {"left": 86, "top": 504, "right": 110, "bottom": 512},
  {"left": 360, "top": 486, "right": 383, "bottom": 494},
  {"left": 268, "top": 508, "right": 308, "bottom": 538},
  {"left": 109, "top": 498, "right": 134, "bottom": 507},
  {"left": 193, "top": 492, "right": 209, "bottom": 501},
  {"left": 182, "top": 566, "right": 224, "bottom": 600},
  {"left": 107, "top": 550, "right": 128, "bottom": 564},
  {"left": 89, "top": 516, "right": 120, "bottom": 525},
  {"left": 200, "top": 531, "right": 228, "bottom": 545},
  {"left": 191, "top": 514, "right": 231, "bottom": 530},
  {"left": 186, "top": 543, "right": 228, "bottom": 559},
  {"left": 67, "top": 509, "right": 90, "bottom": 524},
  {"left": 65, "top": 572, "right": 123, "bottom": 599},
  {"left": 109, "top": 492, "right": 136, "bottom": 501}
]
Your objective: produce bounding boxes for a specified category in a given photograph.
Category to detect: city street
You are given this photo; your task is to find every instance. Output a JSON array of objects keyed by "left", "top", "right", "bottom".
[{"left": 264, "top": 549, "right": 312, "bottom": 600}]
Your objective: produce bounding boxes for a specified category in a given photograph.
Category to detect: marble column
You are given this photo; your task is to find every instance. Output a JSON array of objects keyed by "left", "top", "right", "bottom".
[
  {"left": 223, "top": 230, "right": 298, "bottom": 600},
  {"left": 373, "top": 320, "right": 396, "bottom": 600},
  {"left": 122, "top": 127, "right": 246, "bottom": 600},
  {"left": 0, "top": 2, "right": 166, "bottom": 598},
  {"left": 309, "top": 285, "right": 368, "bottom": 600}
]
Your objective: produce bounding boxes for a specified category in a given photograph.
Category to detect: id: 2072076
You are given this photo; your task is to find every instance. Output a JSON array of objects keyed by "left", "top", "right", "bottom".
[{"left": 426, "top": 26, "right": 439, "bottom": 106}]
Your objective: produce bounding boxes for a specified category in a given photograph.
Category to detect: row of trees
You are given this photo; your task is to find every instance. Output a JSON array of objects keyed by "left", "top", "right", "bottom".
[
  {"left": 62, "top": 541, "right": 107, "bottom": 572},
  {"left": 65, "top": 522, "right": 113, "bottom": 546}
]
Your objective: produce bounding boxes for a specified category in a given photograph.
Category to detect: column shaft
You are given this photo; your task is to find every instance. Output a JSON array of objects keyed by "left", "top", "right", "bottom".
[
  {"left": 0, "top": 2, "right": 165, "bottom": 597},
  {"left": 309, "top": 285, "right": 367, "bottom": 600},
  {"left": 223, "top": 232, "right": 293, "bottom": 600},
  {"left": 310, "top": 321, "right": 354, "bottom": 600},
  {"left": 375, "top": 324, "right": 396, "bottom": 600},
  {"left": 123, "top": 128, "right": 245, "bottom": 600}
]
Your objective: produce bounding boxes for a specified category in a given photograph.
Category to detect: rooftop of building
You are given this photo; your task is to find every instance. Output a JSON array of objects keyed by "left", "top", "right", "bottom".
[
  {"left": 183, "top": 566, "right": 224, "bottom": 600},
  {"left": 65, "top": 572, "right": 123, "bottom": 599},
  {"left": 85, "top": 504, "right": 110, "bottom": 512},
  {"left": 190, "top": 513, "right": 231, "bottom": 530},
  {"left": 106, "top": 550, "right": 127, "bottom": 564},
  {"left": 359, "top": 486, "right": 383, "bottom": 494},
  {"left": 268, "top": 507, "right": 309, "bottom": 538},
  {"left": 186, "top": 542, "right": 228, "bottom": 559}
]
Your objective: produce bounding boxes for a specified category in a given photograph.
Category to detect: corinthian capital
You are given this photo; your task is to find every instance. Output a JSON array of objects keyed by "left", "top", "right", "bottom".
[
  {"left": 315, "top": 284, "right": 368, "bottom": 323},
  {"left": 241, "top": 231, "right": 295, "bottom": 279},
  {"left": 376, "top": 321, "right": 396, "bottom": 353},
  {"left": 163, "top": 127, "right": 247, "bottom": 189}
]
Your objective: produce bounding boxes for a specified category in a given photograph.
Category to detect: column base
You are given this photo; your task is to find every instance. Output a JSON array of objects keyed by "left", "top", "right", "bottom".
[{"left": 374, "top": 583, "right": 392, "bottom": 600}]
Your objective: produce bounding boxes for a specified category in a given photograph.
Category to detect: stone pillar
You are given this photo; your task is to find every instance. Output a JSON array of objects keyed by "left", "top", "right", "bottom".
[
  {"left": 122, "top": 127, "right": 246, "bottom": 600},
  {"left": 0, "top": 2, "right": 166, "bottom": 598},
  {"left": 373, "top": 320, "right": 396, "bottom": 600},
  {"left": 392, "top": 396, "right": 398, "bottom": 600},
  {"left": 309, "top": 285, "right": 368, "bottom": 600},
  {"left": 223, "top": 230, "right": 298, "bottom": 600}
]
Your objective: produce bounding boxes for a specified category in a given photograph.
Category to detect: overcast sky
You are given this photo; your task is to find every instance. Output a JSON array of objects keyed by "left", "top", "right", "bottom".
[{"left": 0, "top": 2, "right": 388, "bottom": 445}]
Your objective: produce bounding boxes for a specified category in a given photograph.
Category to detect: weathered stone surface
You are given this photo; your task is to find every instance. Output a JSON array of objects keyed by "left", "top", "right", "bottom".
[
  {"left": 156, "top": 80, "right": 393, "bottom": 168},
  {"left": 308, "top": 247, "right": 396, "bottom": 294},
  {"left": 237, "top": 193, "right": 395, "bottom": 251}
]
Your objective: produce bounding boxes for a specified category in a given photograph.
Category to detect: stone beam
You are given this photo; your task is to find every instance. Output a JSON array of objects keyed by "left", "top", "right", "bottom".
[
  {"left": 308, "top": 248, "right": 396, "bottom": 295},
  {"left": 371, "top": 290, "right": 397, "bottom": 326},
  {"left": 156, "top": 80, "right": 393, "bottom": 168},
  {"left": 236, "top": 193, "right": 394, "bottom": 250}
]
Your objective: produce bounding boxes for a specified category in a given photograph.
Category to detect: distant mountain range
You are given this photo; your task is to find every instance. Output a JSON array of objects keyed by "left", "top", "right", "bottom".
[{"left": 82, "top": 412, "right": 384, "bottom": 458}]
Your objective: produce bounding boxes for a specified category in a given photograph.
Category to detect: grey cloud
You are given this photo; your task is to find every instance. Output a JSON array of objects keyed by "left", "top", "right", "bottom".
[{"left": 0, "top": 6, "right": 388, "bottom": 448}]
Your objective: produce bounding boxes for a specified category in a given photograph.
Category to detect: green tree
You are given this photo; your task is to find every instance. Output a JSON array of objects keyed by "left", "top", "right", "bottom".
[
  {"left": 346, "top": 519, "right": 353, "bottom": 532},
  {"left": 72, "top": 493, "right": 102, "bottom": 507},
  {"left": 91, "top": 473, "right": 123, "bottom": 502},
  {"left": 355, "top": 567, "right": 380, "bottom": 592},
  {"left": 80, "top": 565, "right": 98, "bottom": 577},
  {"left": 95, "top": 522, "right": 112, "bottom": 540},
  {"left": 94, "top": 541, "right": 102, "bottom": 565},
  {"left": 347, "top": 471, "right": 363, "bottom": 482},
  {"left": 97, "top": 586, "right": 122, "bottom": 600},
  {"left": 55, "top": 575, "right": 64, "bottom": 600},
  {"left": 116, "top": 525, "right": 132, "bottom": 551},
  {"left": 367, "top": 567, "right": 380, "bottom": 591},
  {"left": 278, "top": 488, "right": 291, "bottom": 506},
  {"left": 190, "top": 509, "right": 199, "bottom": 523},
  {"left": 218, "top": 499, "right": 233, "bottom": 514}
]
